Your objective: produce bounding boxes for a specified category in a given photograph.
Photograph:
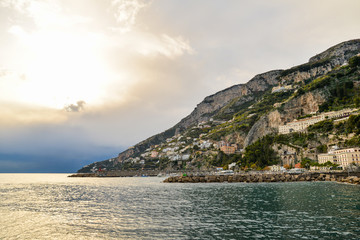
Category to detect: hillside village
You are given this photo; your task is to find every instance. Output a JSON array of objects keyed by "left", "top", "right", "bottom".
[
  {"left": 139, "top": 108, "right": 358, "bottom": 170},
  {"left": 86, "top": 106, "right": 360, "bottom": 174},
  {"left": 78, "top": 40, "right": 360, "bottom": 175}
]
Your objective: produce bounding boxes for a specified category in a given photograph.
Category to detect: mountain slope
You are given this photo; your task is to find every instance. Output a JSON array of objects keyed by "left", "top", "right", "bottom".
[{"left": 77, "top": 39, "right": 360, "bottom": 173}]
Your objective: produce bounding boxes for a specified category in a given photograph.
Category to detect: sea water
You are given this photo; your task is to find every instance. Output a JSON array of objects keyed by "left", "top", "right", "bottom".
[{"left": 0, "top": 174, "right": 359, "bottom": 239}]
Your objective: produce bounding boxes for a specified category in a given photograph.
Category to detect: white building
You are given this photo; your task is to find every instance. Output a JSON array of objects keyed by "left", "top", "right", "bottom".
[
  {"left": 270, "top": 165, "right": 286, "bottom": 172},
  {"left": 200, "top": 140, "right": 212, "bottom": 149},
  {"left": 310, "top": 166, "right": 331, "bottom": 171},
  {"left": 318, "top": 147, "right": 360, "bottom": 168},
  {"left": 279, "top": 109, "right": 356, "bottom": 134},
  {"left": 279, "top": 116, "right": 323, "bottom": 134},
  {"left": 318, "top": 153, "right": 337, "bottom": 164},
  {"left": 170, "top": 154, "right": 191, "bottom": 162},
  {"left": 181, "top": 154, "right": 190, "bottom": 161}
]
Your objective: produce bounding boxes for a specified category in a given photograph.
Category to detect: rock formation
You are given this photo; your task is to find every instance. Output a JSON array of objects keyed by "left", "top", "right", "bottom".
[{"left": 77, "top": 39, "right": 360, "bottom": 173}]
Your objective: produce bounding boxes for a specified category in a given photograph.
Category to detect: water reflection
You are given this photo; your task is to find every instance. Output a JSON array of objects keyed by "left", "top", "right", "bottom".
[{"left": 0, "top": 174, "right": 359, "bottom": 239}]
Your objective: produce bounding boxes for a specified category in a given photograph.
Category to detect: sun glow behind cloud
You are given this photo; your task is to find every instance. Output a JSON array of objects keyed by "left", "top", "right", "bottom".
[
  {"left": 1, "top": 0, "right": 360, "bottom": 172},
  {"left": 0, "top": 0, "right": 193, "bottom": 118},
  {"left": 8, "top": 28, "right": 117, "bottom": 109}
]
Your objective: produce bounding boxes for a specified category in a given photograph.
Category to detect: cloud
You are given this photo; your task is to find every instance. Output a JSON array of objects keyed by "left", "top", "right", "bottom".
[
  {"left": 0, "top": 0, "right": 30, "bottom": 12},
  {"left": 64, "top": 101, "right": 86, "bottom": 112},
  {"left": 8, "top": 25, "right": 27, "bottom": 37},
  {"left": 131, "top": 33, "right": 194, "bottom": 58},
  {"left": 1, "top": 0, "right": 360, "bottom": 173},
  {"left": 2, "top": 0, "right": 91, "bottom": 30},
  {"left": 109, "top": 0, "right": 194, "bottom": 58},
  {"left": 157, "top": 34, "right": 195, "bottom": 57},
  {"left": 111, "top": 0, "right": 148, "bottom": 33},
  {"left": 0, "top": 103, "right": 67, "bottom": 126}
]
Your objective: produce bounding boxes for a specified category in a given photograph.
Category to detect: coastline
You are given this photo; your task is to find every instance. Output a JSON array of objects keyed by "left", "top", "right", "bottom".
[
  {"left": 68, "top": 170, "right": 360, "bottom": 185},
  {"left": 68, "top": 170, "right": 162, "bottom": 177}
]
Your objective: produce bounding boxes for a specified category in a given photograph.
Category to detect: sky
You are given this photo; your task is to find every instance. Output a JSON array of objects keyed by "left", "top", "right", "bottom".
[{"left": 0, "top": 0, "right": 359, "bottom": 173}]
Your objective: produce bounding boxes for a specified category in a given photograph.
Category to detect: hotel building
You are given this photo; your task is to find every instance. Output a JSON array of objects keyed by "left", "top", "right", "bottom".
[
  {"left": 318, "top": 147, "right": 360, "bottom": 168},
  {"left": 279, "top": 109, "right": 355, "bottom": 134}
]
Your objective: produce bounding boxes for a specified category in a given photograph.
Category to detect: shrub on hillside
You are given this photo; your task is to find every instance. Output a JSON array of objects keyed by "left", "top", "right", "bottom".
[{"left": 349, "top": 55, "right": 360, "bottom": 68}]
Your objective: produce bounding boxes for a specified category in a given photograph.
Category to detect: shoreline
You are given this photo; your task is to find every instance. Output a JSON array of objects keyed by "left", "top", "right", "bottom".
[
  {"left": 68, "top": 171, "right": 360, "bottom": 185},
  {"left": 68, "top": 170, "right": 162, "bottom": 177}
]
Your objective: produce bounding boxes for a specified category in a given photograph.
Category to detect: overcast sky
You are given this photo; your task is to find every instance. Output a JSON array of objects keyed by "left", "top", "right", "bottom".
[{"left": 0, "top": 0, "right": 359, "bottom": 172}]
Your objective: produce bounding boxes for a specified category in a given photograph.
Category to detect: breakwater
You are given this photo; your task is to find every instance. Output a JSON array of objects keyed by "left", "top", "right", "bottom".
[
  {"left": 69, "top": 170, "right": 213, "bottom": 177},
  {"left": 68, "top": 170, "right": 161, "bottom": 177},
  {"left": 163, "top": 172, "right": 360, "bottom": 185}
]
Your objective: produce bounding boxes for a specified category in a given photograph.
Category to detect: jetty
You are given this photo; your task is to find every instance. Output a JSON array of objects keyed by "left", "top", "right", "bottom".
[{"left": 68, "top": 170, "right": 161, "bottom": 177}]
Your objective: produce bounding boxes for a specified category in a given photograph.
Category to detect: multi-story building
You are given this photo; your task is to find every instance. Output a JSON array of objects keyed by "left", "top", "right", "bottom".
[
  {"left": 333, "top": 148, "right": 360, "bottom": 167},
  {"left": 220, "top": 145, "right": 236, "bottom": 155},
  {"left": 279, "top": 116, "right": 323, "bottom": 134},
  {"left": 279, "top": 109, "right": 356, "bottom": 134},
  {"left": 318, "top": 147, "right": 360, "bottom": 168},
  {"left": 318, "top": 153, "right": 337, "bottom": 164}
]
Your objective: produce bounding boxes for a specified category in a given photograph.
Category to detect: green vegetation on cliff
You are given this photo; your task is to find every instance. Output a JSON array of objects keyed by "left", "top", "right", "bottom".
[
  {"left": 77, "top": 40, "right": 360, "bottom": 173},
  {"left": 242, "top": 135, "right": 279, "bottom": 169}
]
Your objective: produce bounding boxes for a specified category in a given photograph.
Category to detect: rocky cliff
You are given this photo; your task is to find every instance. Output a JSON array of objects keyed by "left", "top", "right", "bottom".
[
  {"left": 77, "top": 39, "right": 360, "bottom": 173},
  {"left": 243, "top": 39, "right": 360, "bottom": 147},
  {"left": 116, "top": 70, "right": 283, "bottom": 163},
  {"left": 309, "top": 39, "right": 360, "bottom": 63},
  {"left": 174, "top": 70, "right": 282, "bottom": 129}
]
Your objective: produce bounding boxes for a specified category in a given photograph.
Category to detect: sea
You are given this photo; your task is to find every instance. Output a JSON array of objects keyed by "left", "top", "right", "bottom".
[{"left": 0, "top": 174, "right": 359, "bottom": 239}]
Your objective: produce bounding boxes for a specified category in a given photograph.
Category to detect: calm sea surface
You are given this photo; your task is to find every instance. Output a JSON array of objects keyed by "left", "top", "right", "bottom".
[{"left": 0, "top": 174, "right": 359, "bottom": 239}]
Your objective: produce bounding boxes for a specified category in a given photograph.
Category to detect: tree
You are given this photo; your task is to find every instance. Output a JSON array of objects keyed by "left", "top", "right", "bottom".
[
  {"left": 355, "top": 95, "right": 360, "bottom": 108},
  {"left": 346, "top": 114, "right": 360, "bottom": 134},
  {"left": 316, "top": 144, "right": 328, "bottom": 153},
  {"left": 243, "top": 135, "right": 279, "bottom": 168},
  {"left": 349, "top": 55, "right": 360, "bottom": 68},
  {"left": 300, "top": 158, "right": 316, "bottom": 169}
]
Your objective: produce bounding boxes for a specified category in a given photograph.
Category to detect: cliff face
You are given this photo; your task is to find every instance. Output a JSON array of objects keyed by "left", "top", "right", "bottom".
[
  {"left": 243, "top": 110, "right": 282, "bottom": 147},
  {"left": 281, "top": 39, "right": 360, "bottom": 84},
  {"left": 77, "top": 39, "right": 360, "bottom": 173},
  {"left": 115, "top": 70, "right": 282, "bottom": 163},
  {"left": 243, "top": 39, "right": 360, "bottom": 147},
  {"left": 243, "top": 91, "right": 327, "bottom": 147},
  {"left": 282, "top": 91, "right": 327, "bottom": 121},
  {"left": 175, "top": 70, "right": 282, "bottom": 129},
  {"left": 281, "top": 64, "right": 333, "bottom": 83},
  {"left": 309, "top": 39, "right": 360, "bottom": 63}
]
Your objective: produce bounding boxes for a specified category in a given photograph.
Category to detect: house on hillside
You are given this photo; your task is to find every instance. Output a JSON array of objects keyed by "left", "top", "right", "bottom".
[{"left": 220, "top": 145, "right": 236, "bottom": 155}]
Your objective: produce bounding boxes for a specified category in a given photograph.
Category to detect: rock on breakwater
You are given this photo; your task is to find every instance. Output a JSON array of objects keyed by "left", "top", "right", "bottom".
[
  {"left": 68, "top": 170, "right": 161, "bottom": 177},
  {"left": 163, "top": 172, "right": 360, "bottom": 185}
]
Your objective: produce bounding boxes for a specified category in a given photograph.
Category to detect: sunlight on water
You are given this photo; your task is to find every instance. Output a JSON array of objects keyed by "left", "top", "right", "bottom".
[{"left": 0, "top": 174, "right": 359, "bottom": 239}]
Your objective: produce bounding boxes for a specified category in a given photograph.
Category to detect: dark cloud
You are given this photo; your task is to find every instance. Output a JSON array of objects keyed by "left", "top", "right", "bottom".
[
  {"left": 64, "top": 101, "right": 86, "bottom": 112},
  {"left": 0, "top": 123, "right": 125, "bottom": 172},
  {"left": 0, "top": 151, "right": 119, "bottom": 173}
]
